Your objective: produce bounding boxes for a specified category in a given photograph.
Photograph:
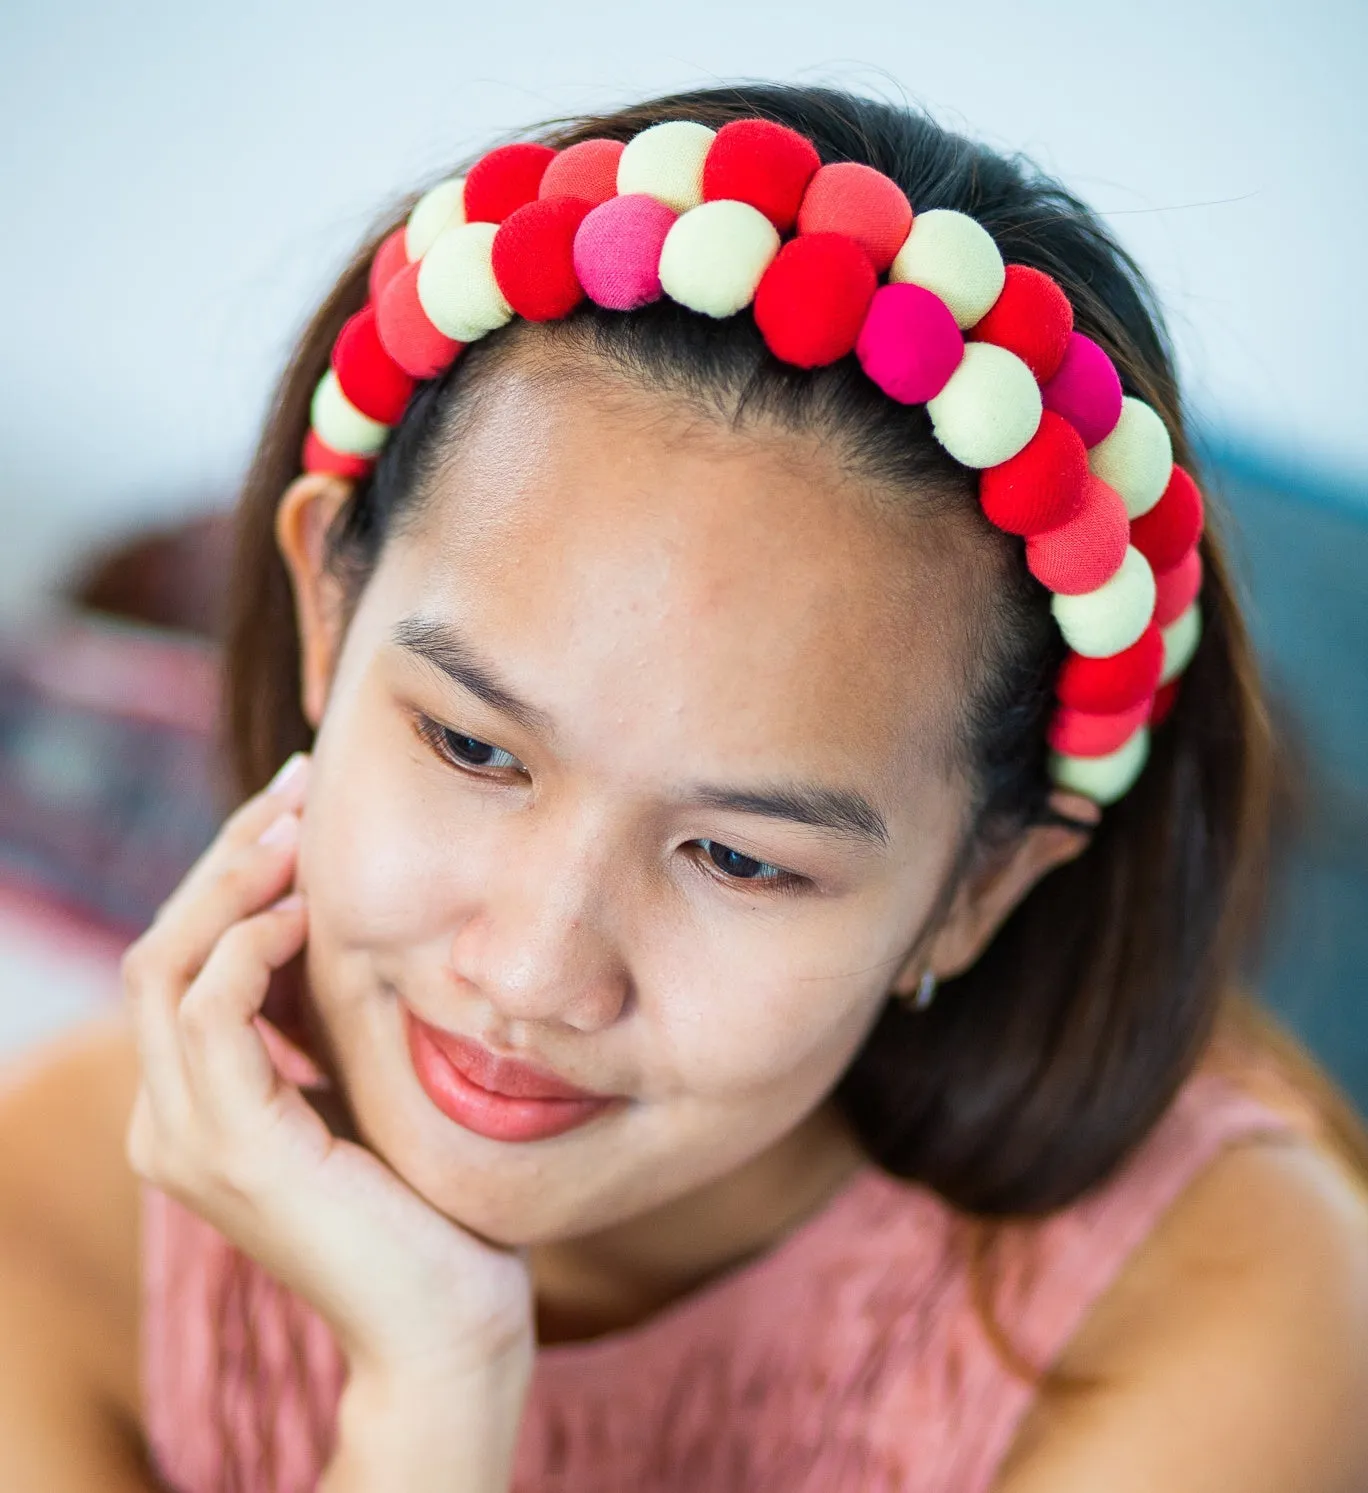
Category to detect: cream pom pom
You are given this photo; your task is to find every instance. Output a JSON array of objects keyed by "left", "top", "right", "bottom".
[
  {"left": 405, "top": 177, "right": 467, "bottom": 261},
  {"left": 1088, "top": 396, "right": 1173, "bottom": 518},
  {"left": 927, "top": 342, "right": 1042, "bottom": 468},
  {"left": 888, "top": 209, "right": 1006, "bottom": 328},
  {"left": 1160, "top": 601, "right": 1202, "bottom": 684},
  {"left": 310, "top": 369, "right": 389, "bottom": 457},
  {"left": 1050, "top": 545, "right": 1157, "bottom": 657},
  {"left": 416, "top": 221, "right": 513, "bottom": 342},
  {"left": 616, "top": 120, "right": 716, "bottom": 213},
  {"left": 1049, "top": 726, "right": 1151, "bottom": 805},
  {"left": 658, "top": 199, "right": 780, "bottom": 317}
]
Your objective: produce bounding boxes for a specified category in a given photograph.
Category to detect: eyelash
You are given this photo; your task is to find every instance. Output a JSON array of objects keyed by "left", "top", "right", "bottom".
[{"left": 410, "top": 712, "right": 808, "bottom": 899}]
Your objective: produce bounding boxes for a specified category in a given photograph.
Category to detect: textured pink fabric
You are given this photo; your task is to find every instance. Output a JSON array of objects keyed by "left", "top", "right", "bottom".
[
  {"left": 1041, "top": 332, "right": 1124, "bottom": 448},
  {"left": 141, "top": 1072, "right": 1291, "bottom": 1493},
  {"left": 572, "top": 193, "right": 677, "bottom": 310},
  {"left": 856, "top": 282, "right": 963, "bottom": 404}
]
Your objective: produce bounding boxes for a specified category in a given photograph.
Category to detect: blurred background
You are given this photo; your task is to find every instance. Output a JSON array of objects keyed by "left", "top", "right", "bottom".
[{"left": 1, "top": 2, "right": 1364, "bottom": 1108}]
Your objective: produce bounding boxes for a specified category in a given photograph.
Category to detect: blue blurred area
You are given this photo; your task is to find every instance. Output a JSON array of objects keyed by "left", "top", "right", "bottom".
[{"left": 1210, "top": 451, "right": 1368, "bottom": 1108}]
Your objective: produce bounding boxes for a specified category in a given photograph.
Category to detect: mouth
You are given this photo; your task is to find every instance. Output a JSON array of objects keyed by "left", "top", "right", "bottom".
[{"left": 401, "top": 1004, "right": 622, "bottom": 1143}]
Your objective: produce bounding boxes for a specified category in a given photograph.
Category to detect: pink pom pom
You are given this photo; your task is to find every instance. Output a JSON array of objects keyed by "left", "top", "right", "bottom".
[
  {"left": 368, "top": 227, "right": 410, "bottom": 303},
  {"left": 1130, "top": 464, "right": 1205, "bottom": 573},
  {"left": 1025, "top": 474, "right": 1130, "bottom": 594},
  {"left": 539, "top": 138, "right": 625, "bottom": 206},
  {"left": 332, "top": 305, "right": 415, "bottom": 425},
  {"left": 375, "top": 261, "right": 463, "bottom": 380},
  {"left": 978, "top": 411, "right": 1088, "bottom": 538},
  {"left": 492, "top": 196, "right": 593, "bottom": 320},
  {"left": 1152, "top": 545, "right": 1203, "bottom": 627},
  {"left": 303, "top": 430, "right": 373, "bottom": 480},
  {"left": 463, "top": 142, "right": 556, "bottom": 224},
  {"left": 855, "top": 282, "right": 963, "bottom": 403},
  {"left": 796, "top": 162, "right": 913, "bottom": 274},
  {"left": 702, "top": 118, "right": 820, "bottom": 231},
  {"left": 573, "top": 193, "right": 678, "bottom": 310},
  {"left": 1056, "top": 624, "right": 1164, "bottom": 714},
  {"left": 1048, "top": 697, "right": 1152, "bottom": 758},
  {"left": 1042, "top": 333, "right": 1123, "bottom": 448}
]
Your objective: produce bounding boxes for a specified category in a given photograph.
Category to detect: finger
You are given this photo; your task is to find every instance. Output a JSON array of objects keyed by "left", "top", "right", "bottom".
[
  {"left": 141, "top": 810, "right": 302, "bottom": 989},
  {"left": 177, "top": 894, "right": 310, "bottom": 1124},
  {"left": 155, "top": 753, "right": 311, "bottom": 925}
]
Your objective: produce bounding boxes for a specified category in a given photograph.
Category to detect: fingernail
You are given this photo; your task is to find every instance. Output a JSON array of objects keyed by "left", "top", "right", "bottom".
[
  {"left": 266, "top": 752, "right": 309, "bottom": 795},
  {"left": 258, "top": 812, "right": 300, "bottom": 849}
]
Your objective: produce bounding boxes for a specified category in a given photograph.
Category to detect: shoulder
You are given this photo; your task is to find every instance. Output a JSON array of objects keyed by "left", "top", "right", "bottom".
[
  {"left": 996, "top": 1130, "right": 1368, "bottom": 1492},
  {"left": 0, "top": 1013, "right": 143, "bottom": 1423}
]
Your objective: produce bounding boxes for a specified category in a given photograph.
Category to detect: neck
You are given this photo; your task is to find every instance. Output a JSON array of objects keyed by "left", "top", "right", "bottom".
[{"left": 528, "top": 1101, "right": 870, "bottom": 1345}]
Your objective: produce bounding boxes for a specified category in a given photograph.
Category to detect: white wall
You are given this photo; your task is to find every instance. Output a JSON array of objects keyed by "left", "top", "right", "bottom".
[{"left": 2, "top": 0, "right": 1365, "bottom": 616}]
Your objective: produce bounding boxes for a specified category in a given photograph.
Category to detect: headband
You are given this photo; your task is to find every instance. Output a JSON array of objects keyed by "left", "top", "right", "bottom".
[{"left": 302, "top": 118, "right": 1206, "bottom": 808}]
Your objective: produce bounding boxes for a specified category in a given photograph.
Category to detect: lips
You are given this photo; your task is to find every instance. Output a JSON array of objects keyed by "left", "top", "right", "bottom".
[{"left": 402, "top": 1005, "right": 620, "bottom": 1142}]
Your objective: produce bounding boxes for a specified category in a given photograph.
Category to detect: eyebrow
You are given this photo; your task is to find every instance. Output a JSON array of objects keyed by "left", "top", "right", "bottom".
[{"left": 391, "top": 615, "right": 891, "bottom": 851}]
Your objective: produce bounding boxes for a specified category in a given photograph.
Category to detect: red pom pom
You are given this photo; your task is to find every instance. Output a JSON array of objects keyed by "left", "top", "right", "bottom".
[
  {"left": 1026, "top": 473, "right": 1129, "bottom": 594},
  {"left": 368, "top": 227, "right": 410, "bottom": 303},
  {"left": 492, "top": 196, "right": 593, "bottom": 321},
  {"left": 752, "top": 234, "right": 876, "bottom": 368},
  {"left": 539, "top": 138, "right": 624, "bottom": 206},
  {"left": 303, "top": 430, "right": 373, "bottom": 480},
  {"left": 463, "top": 143, "right": 557, "bottom": 224},
  {"left": 375, "top": 261, "right": 462, "bottom": 380},
  {"left": 1056, "top": 623, "right": 1164, "bottom": 713},
  {"left": 1152, "top": 545, "right": 1202, "bottom": 627},
  {"left": 702, "top": 119, "right": 820, "bottom": 231},
  {"left": 1129, "top": 464, "right": 1204, "bottom": 573},
  {"left": 1048, "top": 697, "right": 1152, "bottom": 758},
  {"left": 969, "top": 265, "right": 1074, "bottom": 382},
  {"left": 978, "top": 410, "right": 1088, "bottom": 537},
  {"left": 332, "top": 305, "right": 416, "bottom": 425},
  {"left": 1150, "top": 678, "right": 1180, "bottom": 725},
  {"left": 795, "top": 162, "right": 912, "bottom": 273}
]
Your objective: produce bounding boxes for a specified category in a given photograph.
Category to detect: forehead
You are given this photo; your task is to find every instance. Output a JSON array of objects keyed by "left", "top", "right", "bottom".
[{"left": 379, "top": 352, "right": 983, "bottom": 812}]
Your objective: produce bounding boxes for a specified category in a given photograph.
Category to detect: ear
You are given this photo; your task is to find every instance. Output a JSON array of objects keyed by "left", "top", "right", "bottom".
[
  {"left": 274, "top": 473, "right": 354, "bottom": 729},
  {"left": 889, "top": 789, "right": 1102, "bottom": 994}
]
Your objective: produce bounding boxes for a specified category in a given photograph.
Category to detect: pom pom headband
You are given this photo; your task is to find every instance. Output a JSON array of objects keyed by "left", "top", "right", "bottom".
[{"left": 304, "top": 118, "right": 1207, "bottom": 808}]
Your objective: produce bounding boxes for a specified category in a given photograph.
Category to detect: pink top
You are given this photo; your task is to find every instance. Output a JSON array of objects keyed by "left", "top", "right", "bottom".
[{"left": 140, "top": 1071, "right": 1292, "bottom": 1493}]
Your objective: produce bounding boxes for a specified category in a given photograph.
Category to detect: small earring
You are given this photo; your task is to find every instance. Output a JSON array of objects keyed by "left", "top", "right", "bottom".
[{"left": 912, "top": 968, "right": 938, "bottom": 1011}]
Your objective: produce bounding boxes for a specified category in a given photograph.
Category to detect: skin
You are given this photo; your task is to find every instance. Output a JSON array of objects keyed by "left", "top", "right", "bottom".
[{"left": 0, "top": 341, "right": 1366, "bottom": 1489}]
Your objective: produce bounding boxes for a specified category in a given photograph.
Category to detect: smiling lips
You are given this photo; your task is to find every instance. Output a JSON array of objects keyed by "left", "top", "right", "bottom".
[{"left": 402, "top": 1005, "right": 620, "bottom": 1142}]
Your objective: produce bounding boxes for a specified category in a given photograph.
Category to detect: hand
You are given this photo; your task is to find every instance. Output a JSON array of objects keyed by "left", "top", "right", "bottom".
[{"left": 121, "top": 752, "right": 535, "bottom": 1390}]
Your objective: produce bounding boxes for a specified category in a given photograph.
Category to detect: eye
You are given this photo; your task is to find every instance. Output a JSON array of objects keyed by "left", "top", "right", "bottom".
[
  {"left": 413, "top": 713, "right": 525, "bottom": 776},
  {"left": 693, "top": 841, "right": 806, "bottom": 898}
]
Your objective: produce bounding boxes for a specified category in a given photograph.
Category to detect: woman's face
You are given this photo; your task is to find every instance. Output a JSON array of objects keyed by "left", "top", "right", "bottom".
[{"left": 288, "top": 350, "right": 992, "bottom": 1246}]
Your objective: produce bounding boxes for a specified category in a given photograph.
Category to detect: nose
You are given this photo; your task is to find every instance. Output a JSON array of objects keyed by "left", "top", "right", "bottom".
[{"left": 446, "top": 814, "right": 632, "bottom": 1033}]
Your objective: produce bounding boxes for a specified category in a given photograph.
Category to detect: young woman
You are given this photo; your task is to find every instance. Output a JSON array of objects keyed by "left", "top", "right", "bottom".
[{"left": 1, "top": 82, "right": 1366, "bottom": 1493}]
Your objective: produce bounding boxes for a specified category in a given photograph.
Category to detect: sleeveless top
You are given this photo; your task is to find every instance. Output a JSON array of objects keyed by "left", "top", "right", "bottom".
[{"left": 140, "top": 1068, "right": 1293, "bottom": 1493}]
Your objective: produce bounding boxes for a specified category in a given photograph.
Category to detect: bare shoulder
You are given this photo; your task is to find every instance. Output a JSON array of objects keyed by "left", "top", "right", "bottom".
[
  {"left": 997, "top": 1131, "right": 1368, "bottom": 1491},
  {"left": 0, "top": 1011, "right": 144, "bottom": 1424}
]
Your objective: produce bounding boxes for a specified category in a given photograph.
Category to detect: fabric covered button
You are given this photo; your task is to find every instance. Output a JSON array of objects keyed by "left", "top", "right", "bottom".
[
  {"left": 1152, "top": 545, "right": 1203, "bottom": 627},
  {"left": 978, "top": 410, "right": 1088, "bottom": 537},
  {"left": 310, "top": 368, "right": 389, "bottom": 457},
  {"left": 1160, "top": 602, "right": 1202, "bottom": 684},
  {"left": 1025, "top": 473, "right": 1129, "bottom": 594},
  {"left": 969, "top": 264, "right": 1074, "bottom": 382},
  {"left": 332, "top": 305, "right": 415, "bottom": 426},
  {"left": 573, "top": 193, "right": 678, "bottom": 310},
  {"left": 405, "top": 178, "right": 467, "bottom": 260},
  {"left": 492, "top": 196, "right": 593, "bottom": 320},
  {"left": 855, "top": 282, "right": 963, "bottom": 404},
  {"left": 752, "top": 233, "right": 877, "bottom": 368},
  {"left": 463, "top": 144, "right": 556, "bottom": 224},
  {"left": 796, "top": 162, "right": 913, "bottom": 274},
  {"left": 887, "top": 209, "right": 1006, "bottom": 329},
  {"left": 701, "top": 118, "right": 820, "bottom": 231},
  {"left": 303, "top": 429, "right": 373, "bottom": 479},
  {"left": 368, "top": 227, "right": 411, "bottom": 302},
  {"left": 1055, "top": 623, "right": 1164, "bottom": 714},
  {"left": 1129, "top": 463, "right": 1205, "bottom": 572},
  {"left": 1047, "top": 697, "right": 1153, "bottom": 758},
  {"left": 1049, "top": 725, "right": 1150, "bottom": 805},
  {"left": 927, "top": 342, "right": 1042, "bottom": 468},
  {"left": 1150, "top": 678, "right": 1180, "bottom": 725},
  {"left": 616, "top": 120, "right": 716, "bottom": 212},
  {"left": 1050, "top": 545, "right": 1157, "bottom": 657},
  {"left": 658, "top": 199, "right": 780, "bottom": 317},
  {"left": 539, "top": 138, "right": 625, "bottom": 206},
  {"left": 1041, "top": 332, "right": 1123, "bottom": 448},
  {"left": 416, "top": 221, "right": 514, "bottom": 342},
  {"left": 375, "top": 260, "right": 463, "bottom": 379},
  {"left": 1088, "top": 396, "right": 1173, "bottom": 519}
]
